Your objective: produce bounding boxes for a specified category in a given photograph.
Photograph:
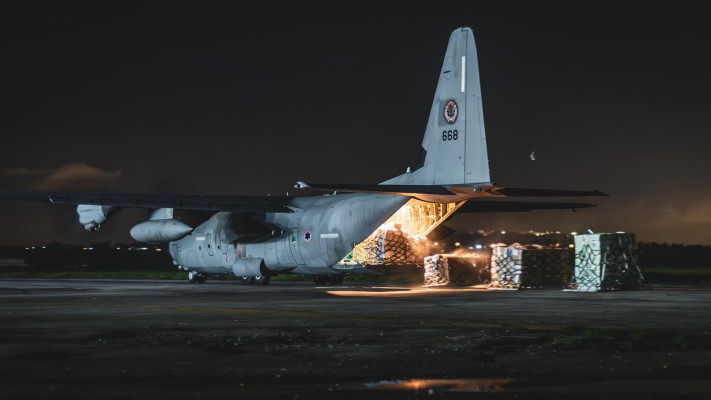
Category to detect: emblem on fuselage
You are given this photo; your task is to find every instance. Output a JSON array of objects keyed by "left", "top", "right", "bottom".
[
  {"left": 444, "top": 100, "right": 458, "bottom": 124},
  {"left": 303, "top": 230, "right": 312, "bottom": 243}
]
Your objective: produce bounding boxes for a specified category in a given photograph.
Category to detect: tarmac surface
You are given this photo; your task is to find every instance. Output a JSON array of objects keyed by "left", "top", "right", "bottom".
[{"left": 1, "top": 278, "right": 710, "bottom": 399}]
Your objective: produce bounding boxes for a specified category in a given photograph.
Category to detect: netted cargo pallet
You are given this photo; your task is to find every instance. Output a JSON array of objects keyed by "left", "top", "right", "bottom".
[
  {"left": 490, "top": 244, "right": 572, "bottom": 289},
  {"left": 574, "top": 233, "right": 643, "bottom": 292},
  {"left": 424, "top": 255, "right": 450, "bottom": 286},
  {"left": 356, "top": 226, "right": 424, "bottom": 266},
  {"left": 490, "top": 245, "right": 522, "bottom": 288},
  {"left": 423, "top": 254, "right": 490, "bottom": 286}
]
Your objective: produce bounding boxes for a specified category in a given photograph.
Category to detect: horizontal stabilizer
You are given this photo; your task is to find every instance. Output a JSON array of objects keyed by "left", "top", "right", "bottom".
[
  {"left": 457, "top": 200, "right": 596, "bottom": 213},
  {"left": 0, "top": 190, "right": 294, "bottom": 213},
  {"left": 493, "top": 187, "right": 608, "bottom": 197},
  {"left": 297, "top": 183, "right": 454, "bottom": 196}
]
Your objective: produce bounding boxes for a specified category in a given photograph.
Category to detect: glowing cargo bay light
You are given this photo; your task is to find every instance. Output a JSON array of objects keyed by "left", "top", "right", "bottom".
[
  {"left": 339, "top": 199, "right": 464, "bottom": 266},
  {"left": 379, "top": 200, "right": 462, "bottom": 237}
]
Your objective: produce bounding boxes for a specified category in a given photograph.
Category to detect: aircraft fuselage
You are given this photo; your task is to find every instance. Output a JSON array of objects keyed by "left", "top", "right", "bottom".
[{"left": 168, "top": 193, "right": 410, "bottom": 276}]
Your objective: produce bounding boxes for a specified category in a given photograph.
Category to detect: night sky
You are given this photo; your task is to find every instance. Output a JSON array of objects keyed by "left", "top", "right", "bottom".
[{"left": 1, "top": 3, "right": 710, "bottom": 246}]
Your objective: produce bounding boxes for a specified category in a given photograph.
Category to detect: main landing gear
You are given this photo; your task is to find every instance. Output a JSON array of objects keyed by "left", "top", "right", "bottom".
[
  {"left": 187, "top": 271, "right": 207, "bottom": 283},
  {"left": 241, "top": 275, "right": 271, "bottom": 285},
  {"left": 312, "top": 275, "right": 344, "bottom": 285}
]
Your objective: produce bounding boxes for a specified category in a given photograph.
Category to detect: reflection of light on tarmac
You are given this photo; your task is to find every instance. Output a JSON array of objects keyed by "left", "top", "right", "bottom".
[
  {"left": 363, "top": 378, "right": 512, "bottom": 392},
  {"left": 327, "top": 285, "right": 489, "bottom": 297}
]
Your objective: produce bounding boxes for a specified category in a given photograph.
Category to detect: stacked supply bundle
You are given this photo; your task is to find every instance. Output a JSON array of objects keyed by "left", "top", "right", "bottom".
[
  {"left": 490, "top": 244, "right": 572, "bottom": 289},
  {"left": 358, "top": 225, "right": 420, "bottom": 265},
  {"left": 490, "top": 244, "right": 522, "bottom": 288},
  {"left": 574, "top": 233, "right": 643, "bottom": 291},
  {"left": 383, "top": 228, "right": 414, "bottom": 264},
  {"left": 424, "top": 254, "right": 450, "bottom": 286},
  {"left": 521, "top": 247, "right": 572, "bottom": 288},
  {"left": 447, "top": 256, "right": 491, "bottom": 285},
  {"left": 422, "top": 254, "right": 490, "bottom": 286}
]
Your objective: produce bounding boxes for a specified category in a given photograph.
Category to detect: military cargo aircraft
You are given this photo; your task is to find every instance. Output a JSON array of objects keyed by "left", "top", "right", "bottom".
[{"left": 0, "top": 27, "right": 604, "bottom": 285}]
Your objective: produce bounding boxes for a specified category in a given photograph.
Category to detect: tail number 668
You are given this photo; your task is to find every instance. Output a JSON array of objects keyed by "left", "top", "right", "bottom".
[{"left": 442, "top": 129, "right": 459, "bottom": 141}]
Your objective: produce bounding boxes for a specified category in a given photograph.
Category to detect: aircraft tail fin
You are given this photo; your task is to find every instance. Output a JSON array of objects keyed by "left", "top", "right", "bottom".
[{"left": 384, "top": 27, "right": 490, "bottom": 187}]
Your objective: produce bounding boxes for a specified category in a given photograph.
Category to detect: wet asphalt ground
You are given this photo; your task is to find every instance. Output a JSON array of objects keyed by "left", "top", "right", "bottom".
[{"left": 1, "top": 279, "right": 710, "bottom": 399}]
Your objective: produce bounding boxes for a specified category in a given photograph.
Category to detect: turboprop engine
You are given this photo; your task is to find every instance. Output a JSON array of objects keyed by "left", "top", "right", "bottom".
[
  {"left": 130, "top": 219, "right": 193, "bottom": 243},
  {"left": 77, "top": 204, "right": 116, "bottom": 231},
  {"left": 129, "top": 208, "right": 192, "bottom": 243}
]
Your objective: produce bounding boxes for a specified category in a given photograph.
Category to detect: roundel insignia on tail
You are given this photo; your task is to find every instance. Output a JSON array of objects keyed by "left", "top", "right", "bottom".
[{"left": 444, "top": 100, "right": 458, "bottom": 124}]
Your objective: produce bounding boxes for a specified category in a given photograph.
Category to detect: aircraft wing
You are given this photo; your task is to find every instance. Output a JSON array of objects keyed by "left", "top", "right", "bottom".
[
  {"left": 0, "top": 190, "right": 294, "bottom": 213},
  {"left": 297, "top": 182, "right": 607, "bottom": 197},
  {"left": 456, "top": 199, "right": 596, "bottom": 213},
  {"left": 295, "top": 182, "right": 454, "bottom": 196},
  {"left": 490, "top": 187, "right": 607, "bottom": 197}
]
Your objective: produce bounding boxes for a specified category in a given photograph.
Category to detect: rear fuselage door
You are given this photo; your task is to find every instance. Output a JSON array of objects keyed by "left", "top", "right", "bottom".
[
  {"left": 288, "top": 228, "right": 306, "bottom": 265},
  {"left": 206, "top": 233, "right": 215, "bottom": 256}
]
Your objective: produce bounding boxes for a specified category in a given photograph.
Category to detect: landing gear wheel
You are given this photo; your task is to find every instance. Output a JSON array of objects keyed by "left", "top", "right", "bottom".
[
  {"left": 254, "top": 275, "right": 271, "bottom": 285},
  {"left": 241, "top": 276, "right": 256, "bottom": 285},
  {"left": 328, "top": 274, "right": 344, "bottom": 285},
  {"left": 188, "top": 271, "right": 207, "bottom": 283}
]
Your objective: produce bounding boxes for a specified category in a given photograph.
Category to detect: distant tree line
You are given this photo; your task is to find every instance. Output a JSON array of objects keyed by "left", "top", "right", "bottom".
[{"left": 0, "top": 242, "right": 174, "bottom": 271}]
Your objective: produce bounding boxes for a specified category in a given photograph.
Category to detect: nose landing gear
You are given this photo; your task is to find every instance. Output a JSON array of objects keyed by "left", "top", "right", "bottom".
[{"left": 187, "top": 271, "right": 207, "bottom": 283}]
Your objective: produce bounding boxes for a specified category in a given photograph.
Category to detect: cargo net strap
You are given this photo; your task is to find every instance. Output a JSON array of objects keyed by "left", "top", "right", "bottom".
[
  {"left": 574, "top": 243, "right": 602, "bottom": 291},
  {"left": 574, "top": 236, "right": 644, "bottom": 291},
  {"left": 491, "top": 246, "right": 572, "bottom": 289}
]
